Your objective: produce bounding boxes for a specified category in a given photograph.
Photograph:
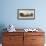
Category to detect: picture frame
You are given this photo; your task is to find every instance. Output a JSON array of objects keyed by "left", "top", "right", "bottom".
[{"left": 17, "top": 9, "right": 35, "bottom": 20}]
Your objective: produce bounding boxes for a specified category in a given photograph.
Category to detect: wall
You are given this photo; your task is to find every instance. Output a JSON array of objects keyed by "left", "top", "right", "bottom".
[{"left": 0, "top": 0, "right": 46, "bottom": 30}]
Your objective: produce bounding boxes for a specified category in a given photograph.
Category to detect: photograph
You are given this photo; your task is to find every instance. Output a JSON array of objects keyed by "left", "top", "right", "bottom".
[{"left": 17, "top": 9, "right": 35, "bottom": 20}]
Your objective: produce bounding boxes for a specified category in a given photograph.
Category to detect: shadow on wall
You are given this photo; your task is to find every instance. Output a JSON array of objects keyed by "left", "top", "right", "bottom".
[{"left": 0, "top": 24, "right": 7, "bottom": 43}]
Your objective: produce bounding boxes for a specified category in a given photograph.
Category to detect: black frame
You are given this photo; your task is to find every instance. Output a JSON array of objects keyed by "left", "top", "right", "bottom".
[{"left": 17, "top": 9, "right": 35, "bottom": 20}]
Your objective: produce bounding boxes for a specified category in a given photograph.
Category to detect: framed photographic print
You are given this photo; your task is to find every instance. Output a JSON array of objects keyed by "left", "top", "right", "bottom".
[{"left": 17, "top": 9, "right": 35, "bottom": 20}]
